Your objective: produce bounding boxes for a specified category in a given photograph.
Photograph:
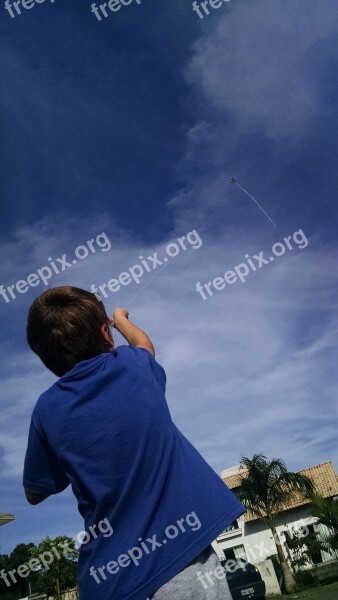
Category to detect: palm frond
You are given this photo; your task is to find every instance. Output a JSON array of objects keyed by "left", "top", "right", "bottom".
[{"left": 239, "top": 454, "right": 314, "bottom": 521}]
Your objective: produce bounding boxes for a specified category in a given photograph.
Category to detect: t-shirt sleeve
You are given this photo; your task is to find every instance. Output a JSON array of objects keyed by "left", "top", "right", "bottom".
[
  {"left": 127, "top": 346, "right": 167, "bottom": 393},
  {"left": 23, "top": 415, "right": 69, "bottom": 496}
]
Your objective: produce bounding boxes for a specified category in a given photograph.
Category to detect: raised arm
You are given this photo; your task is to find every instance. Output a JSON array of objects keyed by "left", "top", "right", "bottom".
[{"left": 111, "top": 308, "right": 155, "bottom": 356}]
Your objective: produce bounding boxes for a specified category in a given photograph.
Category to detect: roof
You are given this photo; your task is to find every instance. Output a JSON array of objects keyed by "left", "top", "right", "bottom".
[
  {"left": 0, "top": 512, "right": 16, "bottom": 527},
  {"left": 222, "top": 461, "right": 338, "bottom": 523}
]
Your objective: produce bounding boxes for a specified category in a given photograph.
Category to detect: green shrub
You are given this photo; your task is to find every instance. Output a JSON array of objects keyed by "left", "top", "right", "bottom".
[{"left": 293, "top": 568, "right": 317, "bottom": 589}]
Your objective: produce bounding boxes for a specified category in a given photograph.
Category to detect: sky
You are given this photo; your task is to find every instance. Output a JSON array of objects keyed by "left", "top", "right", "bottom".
[{"left": 0, "top": 0, "right": 338, "bottom": 555}]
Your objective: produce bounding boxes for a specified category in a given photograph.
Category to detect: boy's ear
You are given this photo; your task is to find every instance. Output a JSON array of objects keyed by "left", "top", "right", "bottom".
[{"left": 100, "top": 324, "right": 114, "bottom": 349}]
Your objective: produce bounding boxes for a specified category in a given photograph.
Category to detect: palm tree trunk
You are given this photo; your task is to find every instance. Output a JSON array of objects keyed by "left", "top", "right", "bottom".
[
  {"left": 269, "top": 522, "right": 296, "bottom": 594},
  {"left": 56, "top": 574, "right": 61, "bottom": 599}
]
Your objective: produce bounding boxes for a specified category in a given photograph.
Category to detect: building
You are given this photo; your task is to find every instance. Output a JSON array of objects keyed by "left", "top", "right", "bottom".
[
  {"left": 212, "top": 461, "right": 338, "bottom": 568},
  {"left": 0, "top": 512, "right": 15, "bottom": 527}
]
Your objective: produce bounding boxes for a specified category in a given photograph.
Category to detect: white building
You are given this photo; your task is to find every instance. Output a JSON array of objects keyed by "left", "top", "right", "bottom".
[{"left": 212, "top": 461, "right": 338, "bottom": 569}]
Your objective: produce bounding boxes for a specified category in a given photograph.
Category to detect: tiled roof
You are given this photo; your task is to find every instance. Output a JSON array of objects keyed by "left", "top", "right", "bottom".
[
  {"left": 222, "top": 471, "right": 244, "bottom": 489},
  {"left": 0, "top": 512, "right": 16, "bottom": 526},
  {"left": 222, "top": 461, "right": 338, "bottom": 523}
]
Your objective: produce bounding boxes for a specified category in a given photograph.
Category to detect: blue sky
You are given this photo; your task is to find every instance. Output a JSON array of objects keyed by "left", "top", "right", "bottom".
[{"left": 1, "top": 0, "right": 338, "bottom": 554}]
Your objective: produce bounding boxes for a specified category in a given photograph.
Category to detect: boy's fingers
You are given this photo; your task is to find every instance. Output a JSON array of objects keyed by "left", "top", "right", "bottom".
[{"left": 113, "top": 307, "right": 129, "bottom": 319}]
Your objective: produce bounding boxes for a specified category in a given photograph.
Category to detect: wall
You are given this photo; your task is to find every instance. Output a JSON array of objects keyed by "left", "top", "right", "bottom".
[{"left": 256, "top": 559, "right": 282, "bottom": 596}]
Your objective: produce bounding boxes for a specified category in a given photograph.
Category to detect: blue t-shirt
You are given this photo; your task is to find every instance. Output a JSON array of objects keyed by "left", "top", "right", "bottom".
[{"left": 23, "top": 345, "right": 245, "bottom": 600}]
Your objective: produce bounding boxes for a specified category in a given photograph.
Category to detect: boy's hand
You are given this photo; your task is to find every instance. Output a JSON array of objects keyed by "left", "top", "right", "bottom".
[
  {"left": 114, "top": 307, "right": 129, "bottom": 320},
  {"left": 110, "top": 307, "right": 155, "bottom": 356},
  {"left": 111, "top": 307, "right": 129, "bottom": 327}
]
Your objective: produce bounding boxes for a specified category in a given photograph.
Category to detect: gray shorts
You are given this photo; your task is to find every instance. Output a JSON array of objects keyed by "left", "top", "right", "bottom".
[{"left": 148, "top": 545, "right": 232, "bottom": 600}]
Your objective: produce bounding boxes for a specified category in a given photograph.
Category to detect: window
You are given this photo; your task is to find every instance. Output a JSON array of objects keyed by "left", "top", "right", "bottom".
[{"left": 222, "top": 544, "right": 247, "bottom": 562}]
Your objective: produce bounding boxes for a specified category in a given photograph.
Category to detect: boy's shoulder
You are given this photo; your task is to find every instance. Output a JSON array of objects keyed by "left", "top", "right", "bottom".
[{"left": 33, "top": 345, "right": 164, "bottom": 410}]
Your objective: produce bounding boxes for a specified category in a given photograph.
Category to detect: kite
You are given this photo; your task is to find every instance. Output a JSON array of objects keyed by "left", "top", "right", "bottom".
[{"left": 230, "top": 177, "right": 277, "bottom": 228}]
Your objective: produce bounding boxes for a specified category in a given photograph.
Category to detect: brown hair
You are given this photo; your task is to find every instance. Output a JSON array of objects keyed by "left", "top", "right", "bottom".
[{"left": 26, "top": 286, "right": 113, "bottom": 377}]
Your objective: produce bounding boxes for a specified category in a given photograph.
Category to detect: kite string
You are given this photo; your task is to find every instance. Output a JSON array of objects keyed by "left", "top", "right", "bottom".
[
  {"left": 124, "top": 265, "right": 168, "bottom": 308},
  {"left": 234, "top": 182, "right": 277, "bottom": 228},
  {"left": 124, "top": 177, "right": 276, "bottom": 307},
  {"left": 123, "top": 197, "right": 230, "bottom": 307}
]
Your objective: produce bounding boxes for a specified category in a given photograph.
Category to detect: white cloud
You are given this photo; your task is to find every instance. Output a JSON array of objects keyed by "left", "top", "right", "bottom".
[{"left": 187, "top": 0, "right": 338, "bottom": 140}]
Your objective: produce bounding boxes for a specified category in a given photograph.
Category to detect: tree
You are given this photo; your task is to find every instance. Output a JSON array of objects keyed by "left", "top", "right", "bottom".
[
  {"left": 10, "top": 543, "right": 37, "bottom": 597},
  {"left": 0, "top": 553, "right": 11, "bottom": 598},
  {"left": 286, "top": 526, "right": 324, "bottom": 569},
  {"left": 0, "top": 536, "right": 78, "bottom": 600},
  {"left": 0, "top": 543, "right": 39, "bottom": 600},
  {"left": 309, "top": 492, "right": 338, "bottom": 558},
  {"left": 31, "top": 535, "right": 78, "bottom": 598},
  {"left": 239, "top": 453, "right": 314, "bottom": 594}
]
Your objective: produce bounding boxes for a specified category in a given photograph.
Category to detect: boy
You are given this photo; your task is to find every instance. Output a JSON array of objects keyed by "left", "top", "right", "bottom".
[{"left": 23, "top": 286, "right": 245, "bottom": 599}]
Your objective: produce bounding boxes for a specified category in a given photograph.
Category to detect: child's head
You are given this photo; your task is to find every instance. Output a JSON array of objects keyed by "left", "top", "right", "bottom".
[{"left": 26, "top": 286, "right": 114, "bottom": 377}]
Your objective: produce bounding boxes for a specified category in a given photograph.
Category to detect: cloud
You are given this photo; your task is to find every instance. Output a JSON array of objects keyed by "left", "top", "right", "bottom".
[{"left": 186, "top": 0, "right": 338, "bottom": 140}]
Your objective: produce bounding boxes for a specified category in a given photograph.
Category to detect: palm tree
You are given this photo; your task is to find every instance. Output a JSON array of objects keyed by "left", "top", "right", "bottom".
[{"left": 239, "top": 453, "right": 314, "bottom": 594}]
